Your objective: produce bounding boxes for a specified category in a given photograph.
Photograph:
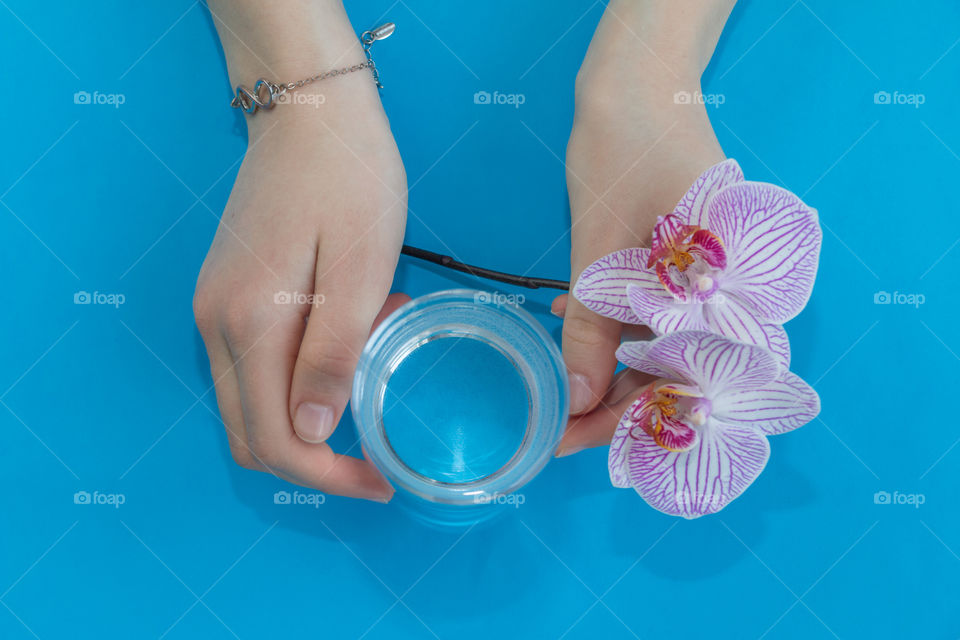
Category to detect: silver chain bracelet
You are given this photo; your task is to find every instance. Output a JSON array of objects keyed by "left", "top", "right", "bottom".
[{"left": 230, "top": 22, "right": 396, "bottom": 114}]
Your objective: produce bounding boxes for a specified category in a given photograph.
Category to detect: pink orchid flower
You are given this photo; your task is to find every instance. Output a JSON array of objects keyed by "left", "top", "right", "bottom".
[
  {"left": 573, "top": 159, "right": 821, "bottom": 367},
  {"left": 610, "top": 330, "right": 819, "bottom": 518}
]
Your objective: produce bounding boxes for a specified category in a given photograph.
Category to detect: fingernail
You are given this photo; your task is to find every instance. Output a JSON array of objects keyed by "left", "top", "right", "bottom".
[
  {"left": 361, "top": 450, "right": 395, "bottom": 503},
  {"left": 550, "top": 302, "right": 565, "bottom": 318},
  {"left": 569, "top": 373, "right": 592, "bottom": 415},
  {"left": 294, "top": 403, "right": 334, "bottom": 443},
  {"left": 362, "top": 487, "right": 394, "bottom": 503},
  {"left": 555, "top": 445, "right": 584, "bottom": 458}
]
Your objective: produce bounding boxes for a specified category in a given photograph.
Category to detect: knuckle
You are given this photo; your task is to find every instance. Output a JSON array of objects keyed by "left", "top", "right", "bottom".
[
  {"left": 297, "top": 340, "right": 360, "bottom": 384},
  {"left": 229, "top": 446, "right": 257, "bottom": 470},
  {"left": 220, "top": 296, "right": 249, "bottom": 339},
  {"left": 249, "top": 442, "right": 284, "bottom": 470},
  {"left": 192, "top": 284, "right": 218, "bottom": 334},
  {"left": 221, "top": 290, "right": 275, "bottom": 342},
  {"left": 193, "top": 278, "right": 273, "bottom": 341}
]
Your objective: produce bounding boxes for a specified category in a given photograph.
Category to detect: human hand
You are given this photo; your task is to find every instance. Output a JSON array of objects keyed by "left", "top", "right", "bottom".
[
  {"left": 193, "top": 59, "right": 406, "bottom": 500},
  {"left": 556, "top": 0, "right": 736, "bottom": 455}
]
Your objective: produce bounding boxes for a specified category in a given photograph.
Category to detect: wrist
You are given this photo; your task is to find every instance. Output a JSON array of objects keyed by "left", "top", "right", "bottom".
[
  {"left": 573, "top": 62, "right": 702, "bottom": 125},
  {"left": 211, "top": 1, "right": 387, "bottom": 141},
  {"left": 584, "top": 0, "right": 737, "bottom": 83},
  {"left": 211, "top": 0, "right": 367, "bottom": 94},
  {"left": 241, "top": 72, "right": 385, "bottom": 141}
]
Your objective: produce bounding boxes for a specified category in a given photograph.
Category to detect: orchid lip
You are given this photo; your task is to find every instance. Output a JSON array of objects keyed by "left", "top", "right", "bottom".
[
  {"left": 648, "top": 216, "right": 727, "bottom": 303},
  {"left": 629, "top": 382, "right": 713, "bottom": 452}
]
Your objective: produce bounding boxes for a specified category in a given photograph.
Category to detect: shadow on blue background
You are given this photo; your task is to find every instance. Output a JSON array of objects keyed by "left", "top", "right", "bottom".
[{"left": 1, "top": 1, "right": 958, "bottom": 638}]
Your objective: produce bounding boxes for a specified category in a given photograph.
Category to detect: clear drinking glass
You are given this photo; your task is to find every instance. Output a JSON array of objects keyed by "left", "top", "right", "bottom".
[{"left": 351, "top": 289, "right": 569, "bottom": 527}]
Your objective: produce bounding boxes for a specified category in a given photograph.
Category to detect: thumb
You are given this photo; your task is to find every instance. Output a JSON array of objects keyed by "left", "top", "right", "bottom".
[
  {"left": 561, "top": 293, "right": 621, "bottom": 416},
  {"left": 289, "top": 286, "right": 409, "bottom": 445},
  {"left": 554, "top": 291, "right": 617, "bottom": 414}
]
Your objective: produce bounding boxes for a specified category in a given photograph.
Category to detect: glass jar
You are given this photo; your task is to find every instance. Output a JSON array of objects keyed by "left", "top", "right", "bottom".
[{"left": 351, "top": 289, "right": 569, "bottom": 527}]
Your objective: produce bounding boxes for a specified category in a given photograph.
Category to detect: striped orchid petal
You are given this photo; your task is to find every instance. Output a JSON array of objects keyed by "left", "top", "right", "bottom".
[
  {"left": 620, "top": 422, "right": 770, "bottom": 518},
  {"left": 761, "top": 323, "right": 791, "bottom": 371},
  {"left": 707, "top": 182, "right": 821, "bottom": 323},
  {"left": 674, "top": 158, "right": 745, "bottom": 227},
  {"left": 701, "top": 293, "right": 792, "bottom": 369},
  {"left": 616, "top": 331, "right": 779, "bottom": 398},
  {"left": 572, "top": 248, "right": 650, "bottom": 323},
  {"left": 609, "top": 406, "right": 635, "bottom": 488},
  {"left": 713, "top": 371, "right": 820, "bottom": 435},
  {"left": 615, "top": 337, "right": 682, "bottom": 381},
  {"left": 627, "top": 282, "right": 790, "bottom": 369},
  {"left": 626, "top": 285, "right": 696, "bottom": 335}
]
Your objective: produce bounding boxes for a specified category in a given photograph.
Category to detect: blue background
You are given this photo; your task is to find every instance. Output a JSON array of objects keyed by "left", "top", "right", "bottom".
[{"left": 1, "top": 0, "right": 958, "bottom": 638}]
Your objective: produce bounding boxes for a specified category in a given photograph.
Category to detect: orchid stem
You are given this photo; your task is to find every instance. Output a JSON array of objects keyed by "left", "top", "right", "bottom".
[{"left": 400, "top": 245, "right": 570, "bottom": 291}]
